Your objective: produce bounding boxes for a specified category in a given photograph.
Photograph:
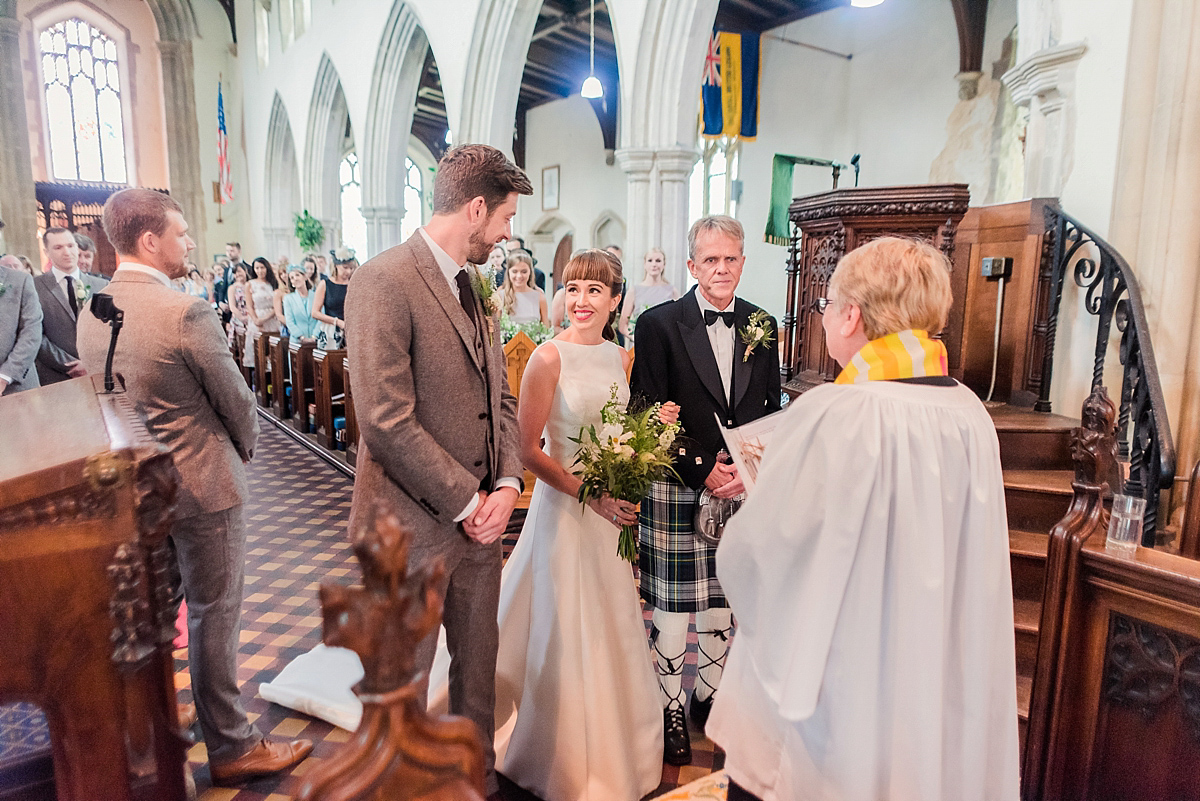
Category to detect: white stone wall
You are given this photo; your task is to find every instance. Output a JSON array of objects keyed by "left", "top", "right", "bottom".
[{"left": 517, "top": 95, "right": 628, "bottom": 277}]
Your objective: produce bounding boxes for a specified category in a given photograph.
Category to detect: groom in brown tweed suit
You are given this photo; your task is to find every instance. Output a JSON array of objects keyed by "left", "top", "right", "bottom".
[{"left": 345, "top": 144, "right": 532, "bottom": 799}]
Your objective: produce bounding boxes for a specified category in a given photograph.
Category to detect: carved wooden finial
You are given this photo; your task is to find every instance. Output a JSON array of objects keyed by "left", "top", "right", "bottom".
[
  {"left": 297, "top": 503, "right": 485, "bottom": 801},
  {"left": 1071, "top": 385, "right": 1118, "bottom": 491}
]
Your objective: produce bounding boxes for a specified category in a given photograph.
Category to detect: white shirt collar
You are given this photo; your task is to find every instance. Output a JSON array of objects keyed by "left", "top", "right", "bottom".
[
  {"left": 695, "top": 288, "right": 734, "bottom": 316},
  {"left": 51, "top": 265, "right": 82, "bottom": 284},
  {"left": 418, "top": 227, "right": 467, "bottom": 288},
  {"left": 115, "top": 261, "right": 174, "bottom": 288}
]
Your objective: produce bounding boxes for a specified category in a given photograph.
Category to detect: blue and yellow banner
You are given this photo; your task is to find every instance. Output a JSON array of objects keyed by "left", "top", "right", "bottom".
[{"left": 702, "top": 30, "right": 760, "bottom": 140}]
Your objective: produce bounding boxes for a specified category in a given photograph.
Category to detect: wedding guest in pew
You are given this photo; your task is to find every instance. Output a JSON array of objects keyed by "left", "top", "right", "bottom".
[
  {"left": 282, "top": 266, "right": 318, "bottom": 341},
  {"left": 708, "top": 237, "right": 1019, "bottom": 801},
  {"left": 311, "top": 247, "right": 354, "bottom": 349},
  {"left": 498, "top": 251, "right": 547, "bottom": 325},
  {"left": 242, "top": 257, "right": 279, "bottom": 368},
  {"left": 77, "top": 188, "right": 313, "bottom": 785}
]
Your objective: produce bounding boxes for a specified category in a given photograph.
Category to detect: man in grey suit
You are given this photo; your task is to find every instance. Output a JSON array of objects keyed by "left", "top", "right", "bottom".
[
  {"left": 0, "top": 260, "right": 43, "bottom": 394},
  {"left": 345, "top": 144, "right": 532, "bottom": 800},
  {"left": 34, "top": 226, "right": 108, "bottom": 385},
  {"left": 77, "top": 189, "right": 312, "bottom": 786}
]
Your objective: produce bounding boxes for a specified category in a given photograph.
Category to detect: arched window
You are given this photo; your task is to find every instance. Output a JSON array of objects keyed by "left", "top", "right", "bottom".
[
  {"left": 39, "top": 17, "right": 127, "bottom": 183},
  {"left": 339, "top": 152, "right": 368, "bottom": 259},
  {"left": 399, "top": 156, "right": 425, "bottom": 243},
  {"left": 690, "top": 135, "right": 740, "bottom": 223}
]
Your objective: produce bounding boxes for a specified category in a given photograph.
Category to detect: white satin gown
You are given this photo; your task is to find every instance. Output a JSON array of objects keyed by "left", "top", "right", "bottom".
[{"left": 429, "top": 338, "right": 664, "bottom": 801}]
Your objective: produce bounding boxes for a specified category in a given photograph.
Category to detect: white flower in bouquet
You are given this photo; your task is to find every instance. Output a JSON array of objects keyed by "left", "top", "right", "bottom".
[{"left": 572, "top": 384, "right": 682, "bottom": 563}]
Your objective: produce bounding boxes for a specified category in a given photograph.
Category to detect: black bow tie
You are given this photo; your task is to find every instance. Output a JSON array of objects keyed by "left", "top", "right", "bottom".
[{"left": 704, "top": 309, "right": 735, "bottom": 327}]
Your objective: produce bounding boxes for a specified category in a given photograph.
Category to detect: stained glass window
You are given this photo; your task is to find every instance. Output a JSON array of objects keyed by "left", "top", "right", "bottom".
[
  {"left": 39, "top": 18, "right": 127, "bottom": 183},
  {"left": 399, "top": 157, "right": 424, "bottom": 243},
  {"left": 339, "top": 152, "right": 368, "bottom": 259}
]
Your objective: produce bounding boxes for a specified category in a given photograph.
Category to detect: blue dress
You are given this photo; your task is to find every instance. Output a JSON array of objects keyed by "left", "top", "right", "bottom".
[{"left": 283, "top": 290, "right": 317, "bottom": 339}]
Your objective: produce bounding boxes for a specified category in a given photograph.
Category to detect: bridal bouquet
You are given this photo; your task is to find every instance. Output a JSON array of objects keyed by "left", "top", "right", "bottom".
[{"left": 573, "top": 384, "right": 681, "bottom": 563}]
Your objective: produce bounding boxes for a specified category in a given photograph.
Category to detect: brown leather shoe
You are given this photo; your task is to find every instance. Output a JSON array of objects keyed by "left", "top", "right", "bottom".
[
  {"left": 209, "top": 738, "right": 314, "bottom": 785},
  {"left": 177, "top": 703, "right": 197, "bottom": 729}
]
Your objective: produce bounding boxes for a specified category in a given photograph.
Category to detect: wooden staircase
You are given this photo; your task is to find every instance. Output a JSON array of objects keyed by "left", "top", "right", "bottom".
[{"left": 989, "top": 404, "right": 1079, "bottom": 752}]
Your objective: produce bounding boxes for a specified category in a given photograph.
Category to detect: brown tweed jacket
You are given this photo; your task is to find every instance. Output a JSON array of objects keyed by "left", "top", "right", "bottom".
[
  {"left": 77, "top": 270, "right": 258, "bottom": 516},
  {"left": 345, "top": 232, "right": 522, "bottom": 550}
]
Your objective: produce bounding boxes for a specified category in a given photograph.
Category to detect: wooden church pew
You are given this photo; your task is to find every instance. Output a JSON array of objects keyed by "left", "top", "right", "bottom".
[
  {"left": 253, "top": 331, "right": 271, "bottom": 407},
  {"left": 504, "top": 332, "right": 537, "bottom": 509},
  {"left": 343, "top": 356, "right": 358, "bottom": 466},
  {"left": 289, "top": 339, "right": 317, "bottom": 433},
  {"left": 268, "top": 334, "right": 290, "bottom": 420},
  {"left": 312, "top": 349, "right": 346, "bottom": 452}
]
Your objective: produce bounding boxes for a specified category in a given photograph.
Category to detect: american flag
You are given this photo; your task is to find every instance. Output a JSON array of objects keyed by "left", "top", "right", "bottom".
[{"left": 217, "top": 81, "right": 233, "bottom": 204}]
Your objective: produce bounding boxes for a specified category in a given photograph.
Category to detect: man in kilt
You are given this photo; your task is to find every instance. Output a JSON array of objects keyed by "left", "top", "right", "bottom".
[{"left": 630, "top": 215, "right": 781, "bottom": 765}]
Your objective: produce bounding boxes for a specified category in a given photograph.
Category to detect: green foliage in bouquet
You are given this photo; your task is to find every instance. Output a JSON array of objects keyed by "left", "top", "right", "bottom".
[
  {"left": 293, "top": 210, "right": 325, "bottom": 252},
  {"left": 572, "top": 384, "right": 681, "bottom": 563},
  {"left": 500, "top": 316, "right": 554, "bottom": 345}
]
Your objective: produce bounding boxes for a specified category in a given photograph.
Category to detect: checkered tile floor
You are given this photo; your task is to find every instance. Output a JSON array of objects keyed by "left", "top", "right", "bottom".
[{"left": 1, "top": 417, "right": 722, "bottom": 800}]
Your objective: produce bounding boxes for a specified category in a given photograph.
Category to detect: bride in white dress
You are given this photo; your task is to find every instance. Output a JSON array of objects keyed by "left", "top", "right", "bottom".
[{"left": 432, "top": 249, "right": 668, "bottom": 800}]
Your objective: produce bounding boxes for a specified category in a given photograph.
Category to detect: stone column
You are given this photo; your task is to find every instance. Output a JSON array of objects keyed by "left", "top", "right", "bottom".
[
  {"left": 0, "top": 2, "right": 38, "bottom": 260},
  {"left": 1002, "top": 41, "right": 1088, "bottom": 197},
  {"left": 158, "top": 39, "right": 208, "bottom": 265},
  {"left": 615, "top": 148, "right": 655, "bottom": 285},
  {"left": 362, "top": 206, "right": 403, "bottom": 258},
  {"left": 263, "top": 226, "right": 293, "bottom": 262},
  {"left": 655, "top": 149, "right": 700, "bottom": 291},
  {"left": 1106, "top": 0, "right": 1200, "bottom": 521}
]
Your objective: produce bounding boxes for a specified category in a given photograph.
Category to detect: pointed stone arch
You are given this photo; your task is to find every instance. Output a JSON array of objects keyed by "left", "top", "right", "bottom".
[
  {"left": 264, "top": 93, "right": 302, "bottom": 260},
  {"left": 303, "top": 52, "right": 350, "bottom": 250},
  {"left": 590, "top": 209, "right": 625, "bottom": 250},
  {"left": 360, "top": 0, "right": 430, "bottom": 254},
  {"left": 457, "top": 0, "right": 542, "bottom": 151}
]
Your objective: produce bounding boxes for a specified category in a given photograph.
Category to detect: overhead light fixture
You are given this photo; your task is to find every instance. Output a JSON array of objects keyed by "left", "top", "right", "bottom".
[
  {"left": 580, "top": 0, "right": 603, "bottom": 99},
  {"left": 581, "top": 75, "right": 603, "bottom": 99},
  {"left": 850, "top": 0, "right": 885, "bottom": 6}
]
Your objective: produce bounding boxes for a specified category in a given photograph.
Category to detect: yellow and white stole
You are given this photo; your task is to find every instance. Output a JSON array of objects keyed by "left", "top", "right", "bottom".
[{"left": 833, "top": 329, "right": 949, "bottom": 385}]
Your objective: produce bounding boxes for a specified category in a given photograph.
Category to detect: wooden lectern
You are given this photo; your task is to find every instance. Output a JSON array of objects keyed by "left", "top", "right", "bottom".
[
  {"left": 0, "top": 377, "right": 188, "bottom": 801},
  {"left": 780, "top": 184, "right": 970, "bottom": 396}
]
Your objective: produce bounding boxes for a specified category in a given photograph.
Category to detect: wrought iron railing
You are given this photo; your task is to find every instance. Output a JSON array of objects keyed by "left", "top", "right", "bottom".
[{"left": 1039, "top": 206, "right": 1175, "bottom": 545}]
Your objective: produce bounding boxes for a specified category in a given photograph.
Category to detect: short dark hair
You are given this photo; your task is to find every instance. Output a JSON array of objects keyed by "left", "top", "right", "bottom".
[
  {"left": 432, "top": 144, "right": 532, "bottom": 215},
  {"left": 510, "top": 236, "right": 526, "bottom": 248},
  {"left": 42, "top": 226, "right": 74, "bottom": 246},
  {"left": 102, "top": 189, "right": 183, "bottom": 256},
  {"left": 74, "top": 232, "right": 95, "bottom": 252}
]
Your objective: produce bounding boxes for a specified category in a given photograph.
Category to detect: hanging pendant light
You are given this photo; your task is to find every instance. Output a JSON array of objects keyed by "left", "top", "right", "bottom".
[
  {"left": 580, "top": 0, "right": 603, "bottom": 98},
  {"left": 850, "top": 0, "right": 885, "bottom": 7}
]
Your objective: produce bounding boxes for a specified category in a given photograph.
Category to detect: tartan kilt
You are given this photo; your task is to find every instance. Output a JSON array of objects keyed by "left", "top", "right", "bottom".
[{"left": 638, "top": 478, "right": 727, "bottom": 613}]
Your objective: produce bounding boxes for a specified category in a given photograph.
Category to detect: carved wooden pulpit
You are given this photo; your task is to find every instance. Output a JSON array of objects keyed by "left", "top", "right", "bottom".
[
  {"left": 781, "top": 184, "right": 971, "bottom": 395},
  {"left": 0, "top": 376, "right": 188, "bottom": 801}
]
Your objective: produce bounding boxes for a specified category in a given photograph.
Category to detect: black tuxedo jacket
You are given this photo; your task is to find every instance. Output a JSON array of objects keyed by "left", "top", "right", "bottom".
[{"left": 630, "top": 286, "right": 782, "bottom": 490}]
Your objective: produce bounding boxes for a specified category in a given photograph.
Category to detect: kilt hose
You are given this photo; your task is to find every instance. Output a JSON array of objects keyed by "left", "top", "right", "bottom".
[{"left": 638, "top": 479, "right": 728, "bottom": 612}]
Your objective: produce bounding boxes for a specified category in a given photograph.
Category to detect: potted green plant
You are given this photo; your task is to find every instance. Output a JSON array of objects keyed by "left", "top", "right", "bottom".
[{"left": 294, "top": 210, "right": 325, "bottom": 252}]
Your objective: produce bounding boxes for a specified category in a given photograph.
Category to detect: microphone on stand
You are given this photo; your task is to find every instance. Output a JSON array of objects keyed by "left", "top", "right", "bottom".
[{"left": 89, "top": 294, "right": 124, "bottom": 393}]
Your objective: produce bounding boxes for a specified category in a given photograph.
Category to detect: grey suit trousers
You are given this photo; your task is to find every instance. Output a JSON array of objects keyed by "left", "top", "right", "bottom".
[
  {"left": 411, "top": 537, "right": 504, "bottom": 795},
  {"left": 169, "top": 505, "right": 261, "bottom": 763}
]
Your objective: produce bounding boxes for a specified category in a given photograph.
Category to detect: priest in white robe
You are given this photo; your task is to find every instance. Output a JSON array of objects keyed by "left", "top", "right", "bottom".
[{"left": 708, "top": 236, "right": 1020, "bottom": 801}]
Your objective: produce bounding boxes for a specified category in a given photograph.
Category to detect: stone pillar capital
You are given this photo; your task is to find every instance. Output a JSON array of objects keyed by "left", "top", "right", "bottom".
[
  {"left": 655, "top": 149, "right": 700, "bottom": 180},
  {"left": 1002, "top": 40, "right": 1088, "bottom": 109},
  {"left": 615, "top": 148, "right": 656, "bottom": 177}
]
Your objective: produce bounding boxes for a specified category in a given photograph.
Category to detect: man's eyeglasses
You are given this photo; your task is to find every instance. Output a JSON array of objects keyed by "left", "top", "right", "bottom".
[{"left": 814, "top": 297, "right": 830, "bottom": 314}]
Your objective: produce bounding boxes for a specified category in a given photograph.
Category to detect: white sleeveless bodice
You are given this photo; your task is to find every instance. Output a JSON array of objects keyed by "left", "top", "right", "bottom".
[{"left": 541, "top": 339, "right": 629, "bottom": 469}]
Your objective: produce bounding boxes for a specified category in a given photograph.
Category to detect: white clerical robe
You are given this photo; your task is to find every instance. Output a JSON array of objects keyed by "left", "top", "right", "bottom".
[{"left": 709, "top": 380, "right": 1020, "bottom": 801}]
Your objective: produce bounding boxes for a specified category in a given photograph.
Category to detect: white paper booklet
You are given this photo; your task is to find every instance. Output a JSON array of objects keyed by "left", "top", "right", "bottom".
[{"left": 716, "top": 407, "right": 787, "bottom": 494}]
